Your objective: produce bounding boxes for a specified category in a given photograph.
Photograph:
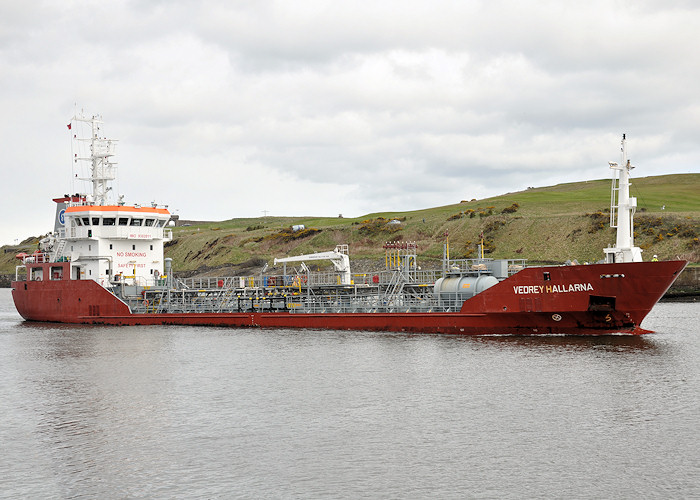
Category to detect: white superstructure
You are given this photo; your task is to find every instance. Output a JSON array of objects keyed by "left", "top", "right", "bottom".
[
  {"left": 45, "top": 113, "right": 172, "bottom": 285},
  {"left": 604, "top": 134, "right": 643, "bottom": 263}
]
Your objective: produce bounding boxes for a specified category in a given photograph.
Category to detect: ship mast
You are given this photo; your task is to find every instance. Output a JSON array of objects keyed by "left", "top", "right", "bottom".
[
  {"left": 604, "top": 134, "right": 643, "bottom": 263},
  {"left": 71, "top": 113, "right": 117, "bottom": 205}
]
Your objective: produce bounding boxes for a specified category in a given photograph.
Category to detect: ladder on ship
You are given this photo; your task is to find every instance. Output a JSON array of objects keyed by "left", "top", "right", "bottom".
[
  {"left": 213, "top": 288, "right": 239, "bottom": 312},
  {"left": 610, "top": 174, "right": 619, "bottom": 228},
  {"left": 382, "top": 271, "right": 406, "bottom": 310},
  {"left": 52, "top": 239, "right": 67, "bottom": 262}
]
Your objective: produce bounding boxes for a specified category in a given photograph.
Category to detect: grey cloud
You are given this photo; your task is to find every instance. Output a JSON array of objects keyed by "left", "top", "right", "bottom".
[{"left": 0, "top": 0, "right": 698, "bottom": 245}]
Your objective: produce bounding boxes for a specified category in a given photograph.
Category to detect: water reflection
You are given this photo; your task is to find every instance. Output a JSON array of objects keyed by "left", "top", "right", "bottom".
[
  {"left": 447, "top": 332, "right": 660, "bottom": 352},
  {"left": 16, "top": 319, "right": 663, "bottom": 357},
  {"left": 8, "top": 323, "right": 179, "bottom": 497},
  {"left": 363, "top": 329, "right": 661, "bottom": 355},
  {"left": 1, "top": 300, "right": 697, "bottom": 499}
]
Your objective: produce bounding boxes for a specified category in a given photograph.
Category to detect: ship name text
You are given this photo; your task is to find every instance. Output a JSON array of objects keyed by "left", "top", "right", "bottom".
[{"left": 513, "top": 283, "right": 594, "bottom": 295}]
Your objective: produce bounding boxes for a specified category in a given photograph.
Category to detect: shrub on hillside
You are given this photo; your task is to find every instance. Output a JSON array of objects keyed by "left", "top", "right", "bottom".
[
  {"left": 358, "top": 217, "right": 405, "bottom": 236},
  {"left": 262, "top": 227, "right": 322, "bottom": 243},
  {"left": 586, "top": 211, "right": 608, "bottom": 233},
  {"left": 501, "top": 203, "right": 519, "bottom": 214}
]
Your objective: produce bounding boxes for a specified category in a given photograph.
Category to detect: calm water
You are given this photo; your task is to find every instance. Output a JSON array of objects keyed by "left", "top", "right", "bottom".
[{"left": 0, "top": 288, "right": 698, "bottom": 499}]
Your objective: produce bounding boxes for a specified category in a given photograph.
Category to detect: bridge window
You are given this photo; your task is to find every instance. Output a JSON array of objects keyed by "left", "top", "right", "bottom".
[
  {"left": 103, "top": 217, "right": 115, "bottom": 226},
  {"left": 118, "top": 217, "right": 129, "bottom": 226},
  {"left": 145, "top": 219, "right": 155, "bottom": 226},
  {"left": 82, "top": 217, "right": 90, "bottom": 225},
  {"left": 130, "top": 219, "right": 143, "bottom": 226},
  {"left": 92, "top": 217, "right": 100, "bottom": 225}
]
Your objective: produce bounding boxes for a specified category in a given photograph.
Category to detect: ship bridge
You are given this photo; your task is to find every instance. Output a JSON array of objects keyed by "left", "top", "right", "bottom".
[{"left": 62, "top": 204, "right": 172, "bottom": 284}]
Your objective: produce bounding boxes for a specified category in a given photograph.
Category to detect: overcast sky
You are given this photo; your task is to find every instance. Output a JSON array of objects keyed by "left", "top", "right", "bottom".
[{"left": 1, "top": 0, "right": 699, "bottom": 245}]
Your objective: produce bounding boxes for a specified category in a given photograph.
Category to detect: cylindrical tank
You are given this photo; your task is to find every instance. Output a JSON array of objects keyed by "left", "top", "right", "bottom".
[{"left": 433, "top": 275, "right": 498, "bottom": 300}]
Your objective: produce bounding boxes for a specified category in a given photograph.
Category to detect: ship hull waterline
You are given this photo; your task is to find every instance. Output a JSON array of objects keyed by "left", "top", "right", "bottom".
[{"left": 12, "top": 260, "right": 686, "bottom": 336}]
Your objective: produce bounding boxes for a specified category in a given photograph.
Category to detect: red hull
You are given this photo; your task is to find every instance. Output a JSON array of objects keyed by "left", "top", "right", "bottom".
[{"left": 12, "top": 260, "right": 686, "bottom": 335}]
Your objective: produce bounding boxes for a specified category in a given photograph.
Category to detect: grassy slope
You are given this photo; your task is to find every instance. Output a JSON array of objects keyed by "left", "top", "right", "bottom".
[{"left": 2, "top": 173, "right": 698, "bottom": 275}]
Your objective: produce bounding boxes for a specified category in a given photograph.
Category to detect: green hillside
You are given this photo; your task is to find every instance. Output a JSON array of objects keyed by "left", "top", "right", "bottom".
[{"left": 2, "top": 173, "right": 699, "bottom": 277}]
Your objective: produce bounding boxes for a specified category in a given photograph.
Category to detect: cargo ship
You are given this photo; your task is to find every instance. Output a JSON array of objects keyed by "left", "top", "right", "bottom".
[{"left": 11, "top": 115, "right": 687, "bottom": 334}]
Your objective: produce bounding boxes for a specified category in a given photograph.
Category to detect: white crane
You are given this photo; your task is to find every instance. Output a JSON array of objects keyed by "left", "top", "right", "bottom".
[{"left": 274, "top": 245, "right": 351, "bottom": 285}]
